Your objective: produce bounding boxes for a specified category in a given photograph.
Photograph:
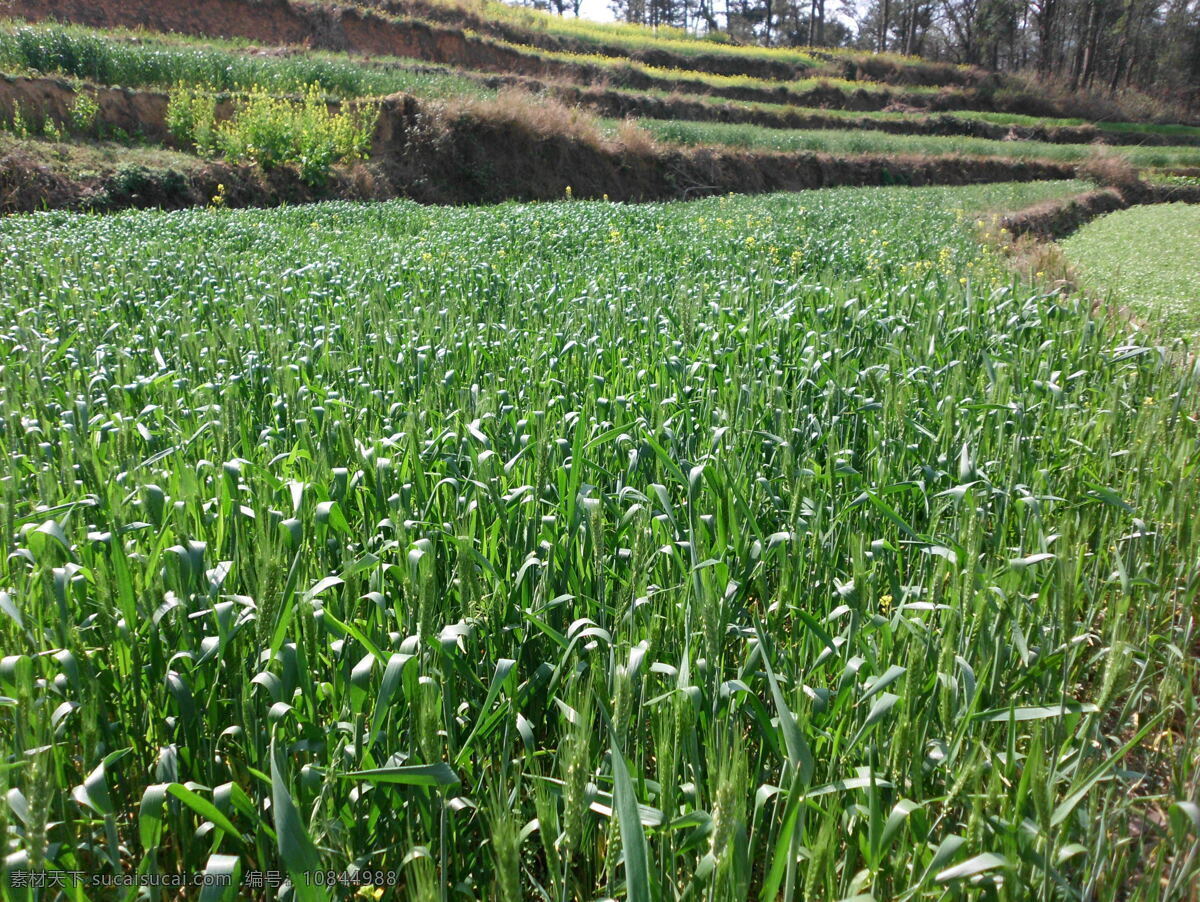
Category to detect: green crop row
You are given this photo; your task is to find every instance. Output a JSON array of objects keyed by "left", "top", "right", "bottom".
[
  {"left": 0, "top": 22, "right": 490, "bottom": 100},
  {"left": 950, "top": 108, "right": 1200, "bottom": 138},
  {"left": 638, "top": 118, "right": 1200, "bottom": 167},
  {"left": 676, "top": 95, "right": 1200, "bottom": 139}
]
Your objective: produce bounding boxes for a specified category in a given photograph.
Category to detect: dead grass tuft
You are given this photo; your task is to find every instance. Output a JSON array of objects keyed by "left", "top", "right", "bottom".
[
  {"left": 1078, "top": 146, "right": 1141, "bottom": 190},
  {"left": 455, "top": 87, "right": 606, "bottom": 148},
  {"left": 1004, "top": 234, "right": 1076, "bottom": 289},
  {"left": 616, "top": 117, "right": 657, "bottom": 155},
  {"left": 348, "top": 161, "right": 380, "bottom": 199}
]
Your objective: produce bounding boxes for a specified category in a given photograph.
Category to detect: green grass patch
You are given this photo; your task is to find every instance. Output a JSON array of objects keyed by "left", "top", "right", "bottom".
[
  {"left": 0, "top": 22, "right": 491, "bottom": 100},
  {"left": 629, "top": 92, "right": 1199, "bottom": 140},
  {"left": 951, "top": 109, "right": 1200, "bottom": 138},
  {"left": 637, "top": 117, "right": 1200, "bottom": 166},
  {"left": 0, "top": 180, "right": 1195, "bottom": 898},
  {"left": 0, "top": 130, "right": 202, "bottom": 173},
  {"left": 1144, "top": 172, "right": 1200, "bottom": 186},
  {"left": 1092, "top": 120, "right": 1200, "bottom": 137},
  {"left": 1061, "top": 202, "right": 1200, "bottom": 336}
]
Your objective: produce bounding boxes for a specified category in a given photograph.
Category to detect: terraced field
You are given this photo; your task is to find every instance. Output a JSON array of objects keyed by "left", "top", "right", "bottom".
[{"left": 1, "top": 0, "right": 1199, "bottom": 211}]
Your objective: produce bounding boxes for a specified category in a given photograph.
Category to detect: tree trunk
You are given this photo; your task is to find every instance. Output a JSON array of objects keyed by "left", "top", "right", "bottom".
[
  {"left": 1080, "top": 1, "right": 1102, "bottom": 88},
  {"left": 1035, "top": 0, "right": 1058, "bottom": 75},
  {"left": 697, "top": 0, "right": 720, "bottom": 31},
  {"left": 1107, "top": 0, "right": 1139, "bottom": 92}
]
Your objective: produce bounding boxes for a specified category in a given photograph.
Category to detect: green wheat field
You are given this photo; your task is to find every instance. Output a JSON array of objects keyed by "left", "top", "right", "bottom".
[{"left": 1, "top": 182, "right": 1197, "bottom": 900}]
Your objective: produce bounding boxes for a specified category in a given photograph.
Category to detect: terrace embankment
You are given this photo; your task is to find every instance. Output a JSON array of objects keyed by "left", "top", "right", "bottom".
[
  {"left": 5, "top": 0, "right": 984, "bottom": 87},
  {"left": 357, "top": 0, "right": 985, "bottom": 86},
  {"left": 8, "top": 0, "right": 550, "bottom": 75},
  {"left": 997, "top": 183, "right": 1200, "bottom": 239},
  {"left": 386, "top": 103, "right": 1075, "bottom": 204},
  {"left": 0, "top": 0, "right": 1088, "bottom": 116},
  {"left": 541, "top": 84, "right": 1200, "bottom": 146},
  {"left": 0, "top": 76, "right": 1080, "bottom": 212},
  {"left": 353, "top": 0, "right": 806, "bottom": 81}
]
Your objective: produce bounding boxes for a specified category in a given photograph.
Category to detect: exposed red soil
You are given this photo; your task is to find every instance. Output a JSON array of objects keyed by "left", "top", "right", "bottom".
[{"left": 1, "top": 73, "right": 174, "bottom": 142}]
